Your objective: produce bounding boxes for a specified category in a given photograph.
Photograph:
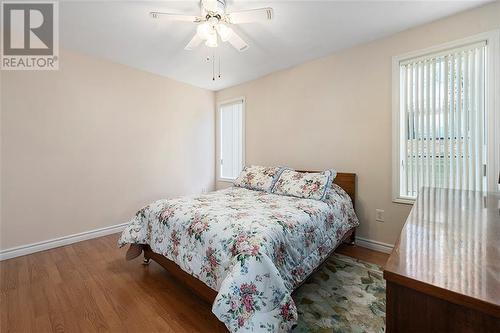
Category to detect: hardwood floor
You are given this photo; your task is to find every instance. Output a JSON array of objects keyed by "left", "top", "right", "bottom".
[
  {"left": 336, "top": 243, "right": 389, "bottom": 267},
  {"left": 0, "top": 234, "right": 389, "bottom": 333}
]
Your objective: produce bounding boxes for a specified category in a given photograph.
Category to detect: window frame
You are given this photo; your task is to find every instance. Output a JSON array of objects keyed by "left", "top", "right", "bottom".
[
  {"left": 392, "top": 30, "right": 500, "bottom": 204},
  {"left": 216, "top": 97, "right": 246, "bottom": 182}
]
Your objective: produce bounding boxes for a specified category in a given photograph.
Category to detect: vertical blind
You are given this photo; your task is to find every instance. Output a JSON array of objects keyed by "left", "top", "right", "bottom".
[
  {"left": 220, "top": 100, "right": 243, "bottom": 179},
  {"left": 399, "top": 41, "right": 487, "bottom": 198}
]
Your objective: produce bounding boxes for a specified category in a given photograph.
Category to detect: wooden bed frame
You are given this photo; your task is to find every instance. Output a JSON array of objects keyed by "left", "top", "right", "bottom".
[{"left": 139, "top": 172, "right": 357, "bottom": 304}]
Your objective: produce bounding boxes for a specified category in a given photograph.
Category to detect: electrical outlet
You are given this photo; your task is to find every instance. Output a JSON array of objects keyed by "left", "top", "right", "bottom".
[
  {"left": 201, "top": 187, "right": 207, "bottom": 194},
  {"left": 375, "top": 209, "right": 385, "bottom": 222}
]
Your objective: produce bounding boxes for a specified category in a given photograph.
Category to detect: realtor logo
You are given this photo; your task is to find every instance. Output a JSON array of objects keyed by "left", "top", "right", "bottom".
[{"left": 1, "top": 1, "right": 59, "bottom": 70}]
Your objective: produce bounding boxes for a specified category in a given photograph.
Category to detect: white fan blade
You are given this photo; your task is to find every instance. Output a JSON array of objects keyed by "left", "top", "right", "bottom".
[
  {"left": 150, "top": 12, "right": 201, "bottom": 22},
  {"left": 185, "top": 33, "right": 203, "bottom": 50},
  {"left": 227, "top": 29, "right": 248, "bottom": 52},
  {"left": 226, "top": 8, "right": 273, "bottom": 24}
]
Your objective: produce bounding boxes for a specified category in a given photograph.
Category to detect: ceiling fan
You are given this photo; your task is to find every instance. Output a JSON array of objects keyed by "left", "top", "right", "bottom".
[{"left": 150, "top": 0, "right": 273, "bottom": 52}]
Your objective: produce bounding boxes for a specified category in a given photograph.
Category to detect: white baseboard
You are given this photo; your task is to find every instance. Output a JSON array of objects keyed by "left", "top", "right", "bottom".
[
  {"left": 0, "top": 223, "right": 128, "bottom": 261},
  {"left": 355, "top": 236, "right": 394, "bottom": 254}
]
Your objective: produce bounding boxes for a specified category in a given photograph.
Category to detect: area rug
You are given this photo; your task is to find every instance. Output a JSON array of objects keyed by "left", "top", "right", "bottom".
[{"left": 292, "top": 253, "right": 386, "bottom": 333}]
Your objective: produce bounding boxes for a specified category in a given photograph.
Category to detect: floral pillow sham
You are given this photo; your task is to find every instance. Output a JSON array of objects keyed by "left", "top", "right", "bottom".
[
  {"left": 233, "top": 165, "right": 284, "bottom": 192},
  {"left": 272, "top": 169, "right": 336, "bottom": 200}
]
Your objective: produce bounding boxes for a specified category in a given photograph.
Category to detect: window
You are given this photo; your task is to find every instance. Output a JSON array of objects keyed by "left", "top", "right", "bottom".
[
  {"left": 218, "top": 98, "right": 244, "bottom": 180},
  {"left": 392, "top": 31, "right": 499, "bottom": 203}
]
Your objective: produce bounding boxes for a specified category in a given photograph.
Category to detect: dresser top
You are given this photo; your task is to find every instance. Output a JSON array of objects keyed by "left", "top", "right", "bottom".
[{"left": 384, "top": 187, "right": 500, "bottom": 317}]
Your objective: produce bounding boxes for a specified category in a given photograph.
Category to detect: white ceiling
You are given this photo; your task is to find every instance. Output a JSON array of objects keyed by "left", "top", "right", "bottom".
[{"left": 60, "top": 1, "right": 491, "bottom": 91}]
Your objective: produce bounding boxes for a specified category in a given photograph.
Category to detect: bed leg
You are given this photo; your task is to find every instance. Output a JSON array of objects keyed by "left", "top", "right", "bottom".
[
  {"left": 348, "top": 229, "right": 356, "bottom": 246},
  {"left": 142, "top": 246, "right": 151, "bottom": 265}
]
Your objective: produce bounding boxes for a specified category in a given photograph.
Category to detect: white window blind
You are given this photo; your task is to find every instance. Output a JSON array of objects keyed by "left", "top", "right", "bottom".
[
  {"left": 219, "top": 99, "right": 244, "bottom": 180},
  {"left": 398, "top": 41, "right": 487, "bottom": 199}
]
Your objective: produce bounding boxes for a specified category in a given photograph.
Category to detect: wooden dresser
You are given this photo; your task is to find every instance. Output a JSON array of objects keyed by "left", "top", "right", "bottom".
[{"left": 384, "top": 188, "right": 500, "bottom": 332}]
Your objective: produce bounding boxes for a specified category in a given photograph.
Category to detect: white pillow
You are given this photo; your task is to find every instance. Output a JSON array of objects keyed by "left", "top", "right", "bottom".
[
  {"left": 271, "top": 169, "right": 336, "bottom": 200},
  {"left": 234, "top": 165, "right": 284, "bottom": 192}
]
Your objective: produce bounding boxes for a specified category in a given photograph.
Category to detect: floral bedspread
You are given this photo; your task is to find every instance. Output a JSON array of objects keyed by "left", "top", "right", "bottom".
[{"left": 118, "top": 185, "right": 359, "bottom": 332}]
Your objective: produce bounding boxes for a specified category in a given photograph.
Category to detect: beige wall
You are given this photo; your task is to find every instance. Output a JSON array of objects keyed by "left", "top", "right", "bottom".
[
  {"left": 1, "top": 49, "right": 215, "bottom": 250},
  {"left": 216, "top": 2, "right": 500, "bottom": 245}
]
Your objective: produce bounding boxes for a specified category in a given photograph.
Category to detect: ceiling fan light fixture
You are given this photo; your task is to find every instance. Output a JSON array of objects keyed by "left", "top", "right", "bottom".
[
  {"left": 208, "top": 16, "right": 219, "bottom": 26},
  {"left": 196, "top": 22, "right": 212, "bottom": 40},
  {"left": 216, "top": 24, "right": 233, "bottom": 42},
  {"left": 205, "top": 33, "right": 218, "bottom": 48},
  {"left": 156, "top": 0, "right": 270, "bottom": 53}
]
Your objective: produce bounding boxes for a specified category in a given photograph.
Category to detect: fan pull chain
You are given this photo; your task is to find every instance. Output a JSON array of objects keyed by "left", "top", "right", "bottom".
[
  {"left": 212, "top": 50, "right": 215, "bottom": 81},
  {"left": 207, "top": 50, "right": 222, "bottom": 81},
  {"left": 218, "top": 55, "right": 221, "bottom": 79}
]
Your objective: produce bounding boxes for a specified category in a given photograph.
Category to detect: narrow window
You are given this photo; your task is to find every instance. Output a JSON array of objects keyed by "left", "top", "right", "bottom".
[{"left": 219, "top": 99, "right": 244, "bottom": 180}]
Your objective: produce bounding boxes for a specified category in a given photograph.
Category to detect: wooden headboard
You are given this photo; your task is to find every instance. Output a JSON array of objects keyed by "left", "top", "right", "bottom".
[{"left": 297, "top": 171, "right": 356, "bottom": 207}]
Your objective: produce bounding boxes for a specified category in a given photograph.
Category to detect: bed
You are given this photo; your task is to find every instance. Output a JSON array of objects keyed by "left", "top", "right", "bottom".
[{"left": 118, "top": 171, "right": 358, "bottom": 332}]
